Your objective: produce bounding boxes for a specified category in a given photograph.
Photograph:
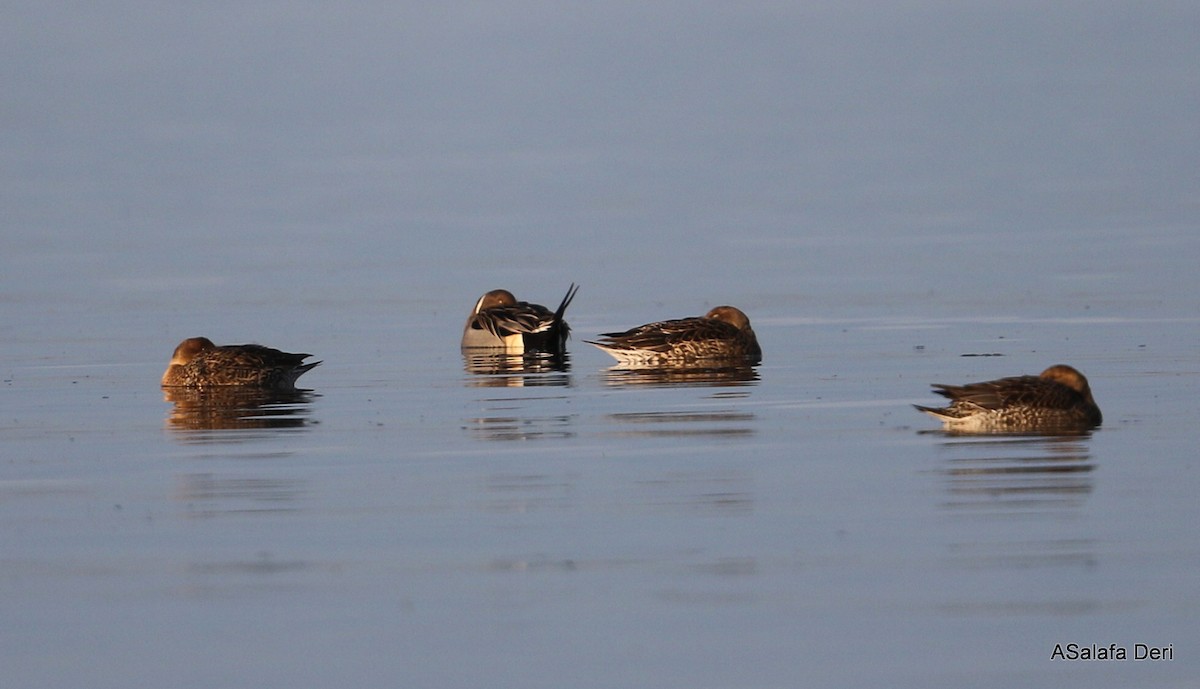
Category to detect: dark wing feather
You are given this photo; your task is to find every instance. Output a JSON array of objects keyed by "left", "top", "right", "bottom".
[
  {"left": 474, "top": 303, "right": 554, "bottom": 337},
  {"left": 199, "top": 346, "right": 313, "bottom": 387},
  {"left": 933, "top": 375, "right": 1081, "bottom": 411},
  {"left": 597, "top": 317, "right": 740, "bottom": 351},
  {"left": 221, "top": 344, "right": 311, "bottom": 368}
]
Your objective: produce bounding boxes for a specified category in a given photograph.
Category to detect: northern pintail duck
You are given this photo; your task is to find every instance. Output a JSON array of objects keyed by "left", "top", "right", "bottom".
[
  {"left": 461, "top": 284, "right": 579, "bottom": 354},
  {"left": 587, "top": 305, "right": 762, "bottom": 367},
  {"left": 914, "top": 364, "right": 1102, "bottom": 433},
  {"left": 161, "top": 337, "right": 320, "bottom": 390}
]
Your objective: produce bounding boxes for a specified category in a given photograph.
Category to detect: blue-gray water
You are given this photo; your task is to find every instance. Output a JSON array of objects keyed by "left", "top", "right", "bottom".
[{"left": 3, "top": 3, "right": 1198, "bottom": 688}]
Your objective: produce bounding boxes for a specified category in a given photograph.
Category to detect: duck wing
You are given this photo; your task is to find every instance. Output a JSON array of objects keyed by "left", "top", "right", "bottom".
[
  {"left": 932, "top": 375, "right": 1079, "bottom": 411},
  {"left": 595, "top": 317, "right": 739, "bottom": 352}
]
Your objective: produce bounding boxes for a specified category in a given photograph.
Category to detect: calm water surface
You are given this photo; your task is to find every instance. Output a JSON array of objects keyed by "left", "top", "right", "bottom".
[
  {"left": 4, "top": 288, "right": 1197, "bottom": 688},
  {"left": 4, "top": 3, "right": 1199, "bottom": 688}
]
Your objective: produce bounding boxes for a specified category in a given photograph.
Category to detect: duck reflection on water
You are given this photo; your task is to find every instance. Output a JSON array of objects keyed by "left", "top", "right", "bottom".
[
  {"left": 934, "top": 434, "right": 1097, "bottom": 577},
  {"left": 936, "top": 434, "right": 1095, "bottom": 513},
  {"left": 466, "top": 410, "right": 577, "bottom": 442},
  {"left": 462, "top": 350, "right": 575, "bottom": 440},
  {"left": 163, "top": 387, "right": 316, "bottom": 437},
  {"left": 604, "top": 408, "right": 757, "bottom": 439},
  {"left": 599, "top": 363, "right": 759, "bottom": 388},
  {"left": 176, "top": 472, "right": 307, "bottom": 518},
  {"left": 461, "top": 351, "right": 573, "bottom": 388}
]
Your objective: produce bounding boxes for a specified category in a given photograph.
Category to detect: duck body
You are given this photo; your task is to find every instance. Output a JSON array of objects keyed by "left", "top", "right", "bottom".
[
  {"left": 587, "top": 305, "right": 762, "bottom": 367},
  {"left": 161, "top": 337, "right": 319, "bottom": 390},
  {"left": 914, "top": 364, "right": 1102, "bottom": 433},
  {"left": 461, "top": 284, "right": 578, "bottom": 354}
]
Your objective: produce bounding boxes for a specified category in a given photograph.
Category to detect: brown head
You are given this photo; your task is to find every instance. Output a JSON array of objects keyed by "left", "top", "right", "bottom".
[
  {"left": 704, "top": 305, "right": 752, "bottom": 331},
  {"left": 1039, "top": 364, "right": 1095, "bottom": 402},
  {"left": 168, "top": 337, "right": 216, "bottom": 366},
  {"left": 162, "top": 337, "right": 216, "bottom": 386},
  {"left": 473, "top": 289, "right": 518, "bottom": 314}
]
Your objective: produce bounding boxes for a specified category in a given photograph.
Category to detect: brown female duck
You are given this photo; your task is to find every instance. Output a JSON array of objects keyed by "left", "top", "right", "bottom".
[
  {"left": 161, "top": 337, "right": 319, "bottom": 390},
  {"left": 587, "top": 305, "right": 762, "bottom": 367},
  {"left": 915, "top": 364, "right": 1102, "bottom": 433}
]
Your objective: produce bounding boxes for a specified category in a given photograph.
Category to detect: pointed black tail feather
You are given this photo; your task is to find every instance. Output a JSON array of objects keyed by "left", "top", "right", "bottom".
[{"left": 549, "top": 283, "right": 579, "bottom": 343}]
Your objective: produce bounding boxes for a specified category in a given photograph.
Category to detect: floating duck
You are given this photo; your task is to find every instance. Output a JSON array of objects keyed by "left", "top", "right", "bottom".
[
  {"left": 161, "top": 337, "right": 319, "bottom": 390},
  {"left": 587, "top": 305, "right": 762, "bottom": 367},
  {"left": 914, "top": 364, "right": 1102, "bottom": 433},
  {"left": 461, "top": 284, "right": 578, "bottom": 354}
]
